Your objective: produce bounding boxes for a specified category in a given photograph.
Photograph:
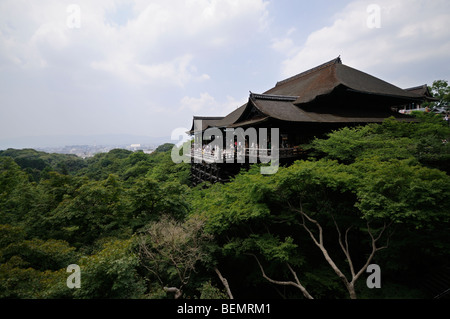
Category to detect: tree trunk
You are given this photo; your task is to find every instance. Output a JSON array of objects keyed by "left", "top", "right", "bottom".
[{"left": 347, "top": 282, "right": 357, "bottom": 299}]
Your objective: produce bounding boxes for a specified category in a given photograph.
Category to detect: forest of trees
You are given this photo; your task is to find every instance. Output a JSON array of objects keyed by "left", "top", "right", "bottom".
[{"left": 0, "top": 111, "right": 449, "bottom": 299}]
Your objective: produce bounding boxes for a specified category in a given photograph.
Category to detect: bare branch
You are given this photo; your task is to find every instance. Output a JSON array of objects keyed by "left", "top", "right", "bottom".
[
  {"left": 332, "top": 214, "right": 356, "bottom": 278},
  {"left": 214, "top": 267, "right": 234, "bottom": 300},
  {"left": 287, "top": 200, "right": 353, "bottom": 295},
  {"left": 344, "top": 226, "right": 353, "bottom": 258},
  {"left": 288, "top": 201, "right": 321, "bottom": 246},
  {"left": 352, "top": 221, "right": 391, "bottom": 284},
  {"left": 251, "top": 254, "right": 296, "bottom": 287},
  {"left": 250, "top": 254, "right": 313, "bottom": 299},
  {"left": 138, "top": 215, "right": 213, "bottom": 297},
  {"left": 286, "top": 262, "right": 314, "bottom": 299}
]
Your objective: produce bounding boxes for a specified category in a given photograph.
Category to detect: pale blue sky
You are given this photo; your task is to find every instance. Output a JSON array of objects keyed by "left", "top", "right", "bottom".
[{"left": 0, "top": 0, "right": 449, "bottom": 148}]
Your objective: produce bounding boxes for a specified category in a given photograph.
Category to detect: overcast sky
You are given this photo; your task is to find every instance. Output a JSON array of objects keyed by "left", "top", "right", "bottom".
[{"left": 0, "top": 0, "right": 449, "bottom": 148}]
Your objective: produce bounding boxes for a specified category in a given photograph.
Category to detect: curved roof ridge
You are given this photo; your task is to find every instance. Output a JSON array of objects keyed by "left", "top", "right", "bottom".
[
  {"left": 250, "top": 92, "right": 299, "bottom": 102},
  {"left": 193, "top": 116, "right": 224, "bottom": 120},
  {"left": 334, "top": 64, "right": 424, "bottom": 101},
  {"left": 404, "top": 84, "right": 428, "bottom": 91},
  {"left": 275, "top": 56, "right": 341, "bottom": 87}
]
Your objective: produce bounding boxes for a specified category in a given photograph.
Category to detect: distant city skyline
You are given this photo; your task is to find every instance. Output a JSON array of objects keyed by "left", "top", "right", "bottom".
[
  {"left": 0, "top": 132, "right": 171, "bottom": 150},
  {"left": 34, "top": 142, "right": 158, "bottom": 159},
  {"left": 1, "top": 0, "right": 449, "bottom": 150}
]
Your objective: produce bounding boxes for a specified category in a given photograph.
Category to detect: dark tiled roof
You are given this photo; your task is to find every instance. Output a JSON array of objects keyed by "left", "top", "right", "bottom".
[
  {"left": 274, "top": 57, "right": 342, "bottom": 88},
  {"left": 190, "top": 57, "right": 432, "bottom": 132},
  {"left": 189, "top": 116, "right": 224, "bottom": 132},
  {"left": 228, "top": 116, "right": 270, "bottom": 128},
  {"left": 251, "top": 94, "right": 413, "bottom": 123},
  {"left": 189, "top": 105, "right": 248, "bottom": 133},
  {"left": 251, "top": 96, "right": 316, "bottom": 122},
  {"left": 216, "top": 104, "right": 248, "bottom": 127},
  {"left": 265, "top": 57, "right": 423, "bottom": 105},
  {"left": 405, "top": 84, "right": 429, "bottom": 95},
  {"left": 404, "top": 84, "right": 439, "bottom": 101}
]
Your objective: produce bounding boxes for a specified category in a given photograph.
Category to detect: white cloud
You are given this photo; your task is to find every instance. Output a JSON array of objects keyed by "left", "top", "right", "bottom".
[
  {"left": 91, "top": 54, "right": 210, "bottom": 87},
  {"left": 271, "top": 37, "right": 296, "bottom": 54},
  {"left": 0, "top": 0, "right": 269, "bottom": 87},
  {"left": 180, "top": 92, "right": 218, "bottom": 113},
  {"left": 278, "top": 0, "right": 450, "bottom": 86},
  {"left": 271, "top": 27, "right": 298, "bottom": 55},
  {"left": 180, "top": 93, "right": 245, "bottom": 115},
  {"left": 0, "top": 0, "right": 271, "bottom": 141}
]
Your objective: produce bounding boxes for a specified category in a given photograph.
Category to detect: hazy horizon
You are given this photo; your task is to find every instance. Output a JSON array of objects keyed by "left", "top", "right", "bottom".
[{"left": 0, "top": 133, "right": 173, "bottom": 150}]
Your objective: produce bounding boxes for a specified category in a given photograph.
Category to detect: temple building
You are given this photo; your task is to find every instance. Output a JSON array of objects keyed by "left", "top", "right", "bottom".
[
  {"left": 187, "top": 57, "right": 435, "bottom": 185},
  {"left": 399, "top": 84, "right": 437, "bottom": 114}
]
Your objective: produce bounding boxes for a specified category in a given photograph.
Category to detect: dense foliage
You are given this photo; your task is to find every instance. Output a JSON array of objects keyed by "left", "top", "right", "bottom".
[{"left": 0, "top": 114, "right": 449, "bottom": 299}]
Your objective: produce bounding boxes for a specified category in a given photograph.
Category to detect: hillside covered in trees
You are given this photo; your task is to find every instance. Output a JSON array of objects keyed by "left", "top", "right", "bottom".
[{"left": 1, "top": 112, "right": 449, "bottom": 299}]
